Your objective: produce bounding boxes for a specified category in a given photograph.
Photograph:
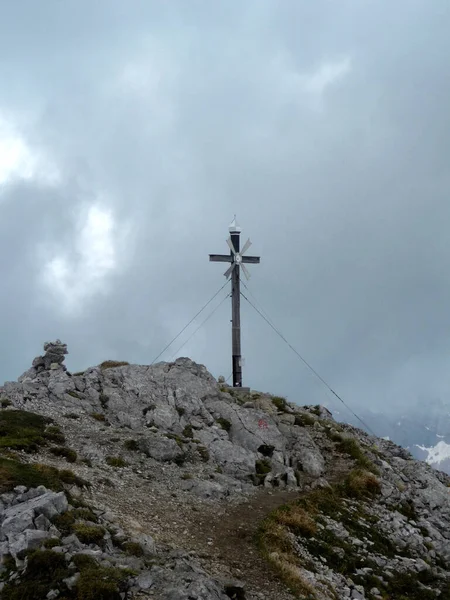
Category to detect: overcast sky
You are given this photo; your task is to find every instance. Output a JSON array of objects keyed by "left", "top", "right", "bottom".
[{"left": 1, "top": 0, "right": 449, "bottom": 420}]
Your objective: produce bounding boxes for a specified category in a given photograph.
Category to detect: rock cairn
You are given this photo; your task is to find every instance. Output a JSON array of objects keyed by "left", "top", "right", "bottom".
[{"left": 32, "top": 340, "right": 68, "bottom": 372}]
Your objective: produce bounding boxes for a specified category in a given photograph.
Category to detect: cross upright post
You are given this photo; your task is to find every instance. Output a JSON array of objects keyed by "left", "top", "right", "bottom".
[{"left": 209, "top": 218, "right": 260, "bottom": 388}]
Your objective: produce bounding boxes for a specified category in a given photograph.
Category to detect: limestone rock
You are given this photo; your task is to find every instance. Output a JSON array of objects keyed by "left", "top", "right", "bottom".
[{"left": 137, "top": 433, "right": 185, "bottom": 463}]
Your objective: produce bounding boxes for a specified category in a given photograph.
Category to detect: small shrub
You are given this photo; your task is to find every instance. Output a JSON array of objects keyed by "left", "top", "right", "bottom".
[
  {"left": 216, "top": 417, "right": 232, "bottom": 432},
  {"left": 271, "top": 396, "right": 288, "bottom": 412},
  {"left": 72, "top": 553, "right": 99, "bottom": 570},
  {"left": 197, "top": 446, "right": 210, "bottom": 462},
  {"left": 2, "top": 549, "right": 69, "bottom": 600},
  {"left": 44, "top": 425, "right": 66, "bottom": 444},
  {"left": 43, "top": 538, "right": 60, "bottom": 549},
  {"left": 294, "top": 413, "right": 316, "bottom": 427},
  {"left": 51, "top": 511, "right": 75, "bottom": 535},
  {"left": 164, "top": 433, "right": 183, "bottom": 448},
  {"left": 173, "top": 453, "right": 187, "bottom": 466},
  {"left": 182, "top": 424, "right": 194, "bottom": 439},
  {"left": 394, "top": 500, "right": 419, "bottom": 521},
  {"left": 82, "top": 458, "right": 93, "bottom": 467},
  {"left": 336, "top": 437, "right": 363, "bottom": 458},
  {"left": 255, "top": 459, "right": 272, "bottom": 475},
  {"left": 123, "top": 541, "right": 144, "bottom": 557},
  {"left": 124, "top": 439, "right": 139, "bottom": 451},
  {"left": 59, "top": 469, "right": 89, "bottom": 487},
  {"left": 100, "top": 360, "right": 129, "bottom": 369},
  {"left": 75, "top": 566, "right": 131, "bottom": 600},
  {"left": 52, "top": 508, "right": 96, "bottom": 536},
  {"left": 73, "top": 507, "right": 98, "bottom": 521},
  {"left": 99, "top": 394, "right": 109, "bottom": 409},
  {"left": 90, "top": 412, "right": 106, "bottom": 422},
  {"left": 336, "top": 437, "right": 379, "bottom": 474},
  {"left": 50, "top": 446, "right": 78, "bottom": 463},
  {"left": 215, "top": 466, "right": 223, "bottom": 474},
  {"left": 98, "top": 477, "right": 114, "bottom": 487},
  {"left": 73, "top": 524, "right": 105, "bottom": 545},
  {"left": 106, "top": 456, "right": 127, "bottom": 468},
  {"left": 1, "top": 398, "right": 12, "bottom": 408}
]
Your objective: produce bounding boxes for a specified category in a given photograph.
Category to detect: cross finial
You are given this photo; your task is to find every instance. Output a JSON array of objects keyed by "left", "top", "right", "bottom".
[{"left": 229, "top": 215, "right": 241, "bottom": 233}]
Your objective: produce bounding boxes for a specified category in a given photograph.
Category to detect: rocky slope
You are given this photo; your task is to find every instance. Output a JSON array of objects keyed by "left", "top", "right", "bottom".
[{"left": 0, "top": 341, "right": 450, "bottom": 599}]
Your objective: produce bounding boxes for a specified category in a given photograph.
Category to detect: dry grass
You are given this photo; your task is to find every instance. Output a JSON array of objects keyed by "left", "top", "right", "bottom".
[
  {"left": 100, "top": 360, "right": 129, "bottom": 369},
  {"left": 259, "top": 520, "right": 294, "bottom": 554},
  {"left": 342, "top": 469, "right": 381, "bottom": 499},
  {"left": 266, "top": 551, "right": 317, "bottom": 599},
  {"left": 258, "top": 518, "right": 317, "bottom": 597},
  {"left": 273, "top": 505, "right": 317, "bottom": 537}
]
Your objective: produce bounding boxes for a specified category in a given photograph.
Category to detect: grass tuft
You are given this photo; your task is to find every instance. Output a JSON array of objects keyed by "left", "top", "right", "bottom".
[
  {"left": 335, "top": 436, "right": 379, "bottom": 474},
  {"left": 123, "top": 542, "right": 144, "bottom": 557},
  {"left": 294, "top": 413, "right": 316, "bottom": 427},
  {"left": 123, "top": 439, "right": 139, "bottom": 451},
  {"left": 100, "top": 360, "right": 129, "bottom": 370},
  {"left": 216, "top": 417, "right": 232, "bottom": 432},
  {"left": 90, "top": 413, "right": 106, "bottom": 422},
  {"left": 341, "top": 469, "right": 381, "bottom": 499},
  {"left": 72, "top": 524, "right": 105, "bottom": 545},
  {"left": 182, "top": 424, "right": 194, "bottom": 439},
  {"left": 272, "top": 505, "right": 317, "bottom": 537},
  {"left": 50, "top": 446, "right": 78, "bottom": 463},
  {"left": 106, "top": 456, "right": 127, "bottom": 468},
  {"left": 271, "top": 396, "right": 288, "bottom": 411}
]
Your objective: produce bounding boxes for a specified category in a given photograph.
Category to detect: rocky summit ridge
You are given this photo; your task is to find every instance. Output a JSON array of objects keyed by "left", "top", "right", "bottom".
[{"left": 0, "top": 341, "right": 450, "bottom": 599}]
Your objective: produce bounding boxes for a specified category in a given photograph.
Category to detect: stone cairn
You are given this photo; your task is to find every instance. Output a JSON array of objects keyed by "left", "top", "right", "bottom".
[{"left": 31, "top": 340, "right": 68, "bottom": 373}]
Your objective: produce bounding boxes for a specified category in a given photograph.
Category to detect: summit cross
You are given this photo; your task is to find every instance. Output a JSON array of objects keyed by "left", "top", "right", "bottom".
[{"left": 209, "top": 217, "right": 260, "bottom": 388}]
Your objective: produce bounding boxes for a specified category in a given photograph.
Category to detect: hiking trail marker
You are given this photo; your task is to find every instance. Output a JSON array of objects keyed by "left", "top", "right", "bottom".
[{"left": 209, "top": 217, "right": 260, "bottom": 388}]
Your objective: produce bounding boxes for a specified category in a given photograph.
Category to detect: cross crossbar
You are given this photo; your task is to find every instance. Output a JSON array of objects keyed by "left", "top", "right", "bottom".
[{"left": 209, "top": 254, "right": 261, "bottom": 264}]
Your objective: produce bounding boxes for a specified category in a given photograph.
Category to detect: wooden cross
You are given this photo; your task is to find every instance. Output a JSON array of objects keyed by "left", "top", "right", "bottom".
[{"left": 209, "top": 217, "right": 260, "bottom": 388}]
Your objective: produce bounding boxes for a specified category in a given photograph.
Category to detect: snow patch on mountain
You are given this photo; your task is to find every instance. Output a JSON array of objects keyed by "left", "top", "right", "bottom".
[{"left": 417, "top": 440, "right": 450, "bottom": 466}]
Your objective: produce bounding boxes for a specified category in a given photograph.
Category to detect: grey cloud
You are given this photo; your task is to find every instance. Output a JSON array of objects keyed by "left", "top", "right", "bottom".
[{"left": 0, "top": 1, "right": 449, "bottom": 422}]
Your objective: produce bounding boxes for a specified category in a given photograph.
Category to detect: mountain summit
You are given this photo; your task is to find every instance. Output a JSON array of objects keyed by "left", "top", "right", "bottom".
[{"left": 0, "top": 341, "right": 450, "bottom": 599}]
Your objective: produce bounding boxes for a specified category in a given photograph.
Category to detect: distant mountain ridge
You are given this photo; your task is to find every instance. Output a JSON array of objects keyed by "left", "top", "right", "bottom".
[{"left": 337, "top": 399, "right": 450, "bottom": 474}]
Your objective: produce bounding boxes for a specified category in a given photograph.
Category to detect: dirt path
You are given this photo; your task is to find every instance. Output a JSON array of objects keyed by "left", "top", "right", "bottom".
[
  {"left": 184, "top": 487, "right": 301, "bottom": 599},
  {"left": 103, "top": 484, "right": 300, "bottom": 600},
  {"left": 91, "top": 458, "right": 353, "bottom": 599}
]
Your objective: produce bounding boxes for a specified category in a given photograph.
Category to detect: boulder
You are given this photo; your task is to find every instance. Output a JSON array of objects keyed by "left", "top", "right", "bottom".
[{"left": 137, "top": 434, "right": 185, "bottom": 463}]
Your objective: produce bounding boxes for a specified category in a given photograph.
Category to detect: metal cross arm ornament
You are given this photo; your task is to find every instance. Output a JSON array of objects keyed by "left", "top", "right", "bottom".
[
  {"left": 209, "top": 230, "right": 260, "bottom": 281},
  {"left": 209, "top": 217, "right": 260, "bottom": 389}
]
